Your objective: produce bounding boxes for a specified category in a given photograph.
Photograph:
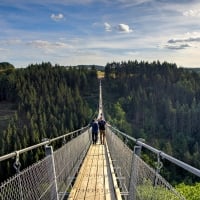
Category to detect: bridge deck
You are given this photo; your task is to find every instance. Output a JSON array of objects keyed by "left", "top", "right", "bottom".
[{"left": 68, "top": 141, "right": 121, "bottom": 200}]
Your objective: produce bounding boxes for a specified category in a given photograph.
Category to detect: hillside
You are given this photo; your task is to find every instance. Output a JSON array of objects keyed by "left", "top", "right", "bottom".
[
  {"left": 103, "top": 61, "right": 200, "bottom": 183},
  {"left": 0, "top": 62, "right": 14, "bottom": 72},
  {"left": 185, "top": 68, "right": 200, "bottom": 73},
  {"left": 0, "top": 63, "right": 99, "bottom": 181}
]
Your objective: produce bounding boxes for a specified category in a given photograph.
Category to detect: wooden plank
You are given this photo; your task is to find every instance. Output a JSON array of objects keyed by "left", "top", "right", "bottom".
[
  {"left": 96, "top": 144, "right": 105, "bottom": 200},
  {"left": 85, "top": 145, "right": 98, "bottom": 200},
  {"left": 68, "top": 141, "right": 121, "bottom": 200},
  {"left": 68, "top": 146, "right": 93, "bottom": 199},
  {"left": 78, "top": 146, "right": 98, "bottom": 200}
]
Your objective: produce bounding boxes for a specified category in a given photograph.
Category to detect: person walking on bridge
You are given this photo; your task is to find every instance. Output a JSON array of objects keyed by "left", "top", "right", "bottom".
[
  {"left": 98, "top": 117, "right": 106, "bottom": 145},
  {"left": 91, "top": 118, "right": 99, "bottom": 144}
]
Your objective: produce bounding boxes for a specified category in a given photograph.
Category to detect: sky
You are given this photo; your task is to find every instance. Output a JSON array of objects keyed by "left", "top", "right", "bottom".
[{"left": 0, "top": 0, "right": 200, "bottom": 68}]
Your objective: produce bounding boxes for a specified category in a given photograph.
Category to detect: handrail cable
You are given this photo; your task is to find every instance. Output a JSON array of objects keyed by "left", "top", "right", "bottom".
[
  {"left": 0, "top": 124, "right": 90, "bottom": 162},
  {"left": 109, "top": 125, "right": 200, "bottom": 178}
]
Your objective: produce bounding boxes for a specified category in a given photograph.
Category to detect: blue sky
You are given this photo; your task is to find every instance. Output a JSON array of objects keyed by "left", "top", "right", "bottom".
[{"left": 0, "top": 0, "right": 200, "bottom": 68}]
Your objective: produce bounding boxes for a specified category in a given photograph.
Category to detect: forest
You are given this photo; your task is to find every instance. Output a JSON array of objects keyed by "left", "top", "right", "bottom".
[
  {"left": 0, "top": 61, "right": 200, "bottom": 196},
  {"left": 103, "top": 60, "right": 200, "bottom": 184},
  {"left": 0, "top": 62, "right": 99, "bottom": 181}
]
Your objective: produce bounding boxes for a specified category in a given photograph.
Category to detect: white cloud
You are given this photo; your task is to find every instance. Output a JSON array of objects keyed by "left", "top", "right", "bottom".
[
  {"left": 115, "top": 0, "right": 153, "bottom": 8},
  {"left": 116, "top": 24, "right": 133, "bottom": 33},
  {"left": 168, "top": 37, "right": 200, "bottom": 44},
  {"left": 26, "top": 40, "right": 70, "bottom": 49},
  {"left": 183, "top": 9, "right": 200, "bottom": 17},
  {"left": 165, "top": 31, "right": 200, "bottom": 50},
  {"left": 27, "top": 40, "right": 51, "bottom": 48},
  {"left": 0, "top": 39, "right": 21, "bottom": 45},
  {"left": 165, "top": 44, "right": 191, "bottom": 50},
  {"left": 51, "top": 13, "right": 64, "bottom": 21},
  {"left": 104, "top": 22, "right": 133, "bottom": 33},
  {"left": 104, "top": 22, "right": 112, "bottom": 32}
]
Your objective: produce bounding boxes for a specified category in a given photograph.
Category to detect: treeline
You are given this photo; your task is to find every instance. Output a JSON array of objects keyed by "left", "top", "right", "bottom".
[
  {"left": 0, "top": 62, "right": 99, "bottom": 181},
  {"left": 103, "top": 60, "right": 200, "bottom": 183},
  {"left": 0, "top": 62, "right": 14, "bottom": 70}
]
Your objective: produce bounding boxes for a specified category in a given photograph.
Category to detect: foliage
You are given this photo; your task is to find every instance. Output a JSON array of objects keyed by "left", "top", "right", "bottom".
[
  {"left": 137, "top": 179, "right": 182, "bottom": 200},
  {"left": 0, "top": 62, "right": 14, "bottom": 70},
  {"left": 176, "top": 183, "right": 200, "bottom": 200},
  {"left": 103, "top": 60, "right": 200, "bottom": 183},
  {"left": 0, "top": 62, "right": 99, "bottom": 181}
]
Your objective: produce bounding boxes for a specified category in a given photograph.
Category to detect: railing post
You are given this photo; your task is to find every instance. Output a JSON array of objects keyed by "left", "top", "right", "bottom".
[
  {"left": 134, "top": 145, "right": 142, "bottom": 157},
  {"left": 45, "top": 145, "right": 59, "bottom": 200},
  {"left": 154, "top": 152, "right": 163, "bottom": 187},
  {"left": 13, "top": 151, "right": 23, "bottom": 200}
]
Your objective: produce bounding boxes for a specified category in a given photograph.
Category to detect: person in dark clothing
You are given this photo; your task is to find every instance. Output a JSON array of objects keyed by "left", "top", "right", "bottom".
[
  {"left": 98, "top": 117, "right": 106, "bottom": 145},
  {"left": 91, "top": 118, "right": 99, "bottom": 144}
]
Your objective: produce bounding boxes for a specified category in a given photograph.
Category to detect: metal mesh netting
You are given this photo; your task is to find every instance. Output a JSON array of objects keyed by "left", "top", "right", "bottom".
[
  {"left": 54, "top": 129, "right": 90, "bottom": 199},
  {"left": 130, "top": 155, "right": 185, "bottom": 200},
  {"left": 106, "top": 127, "right": 186, "bottom": 200},
  {"left": 0, "top": 129, "right": 90, "bottom": 200},
  {"left": 0, "top": 156, "right": 56, "bottom": 200},
  {"left": 106, "top": 127, "right": 133, "bottom": 195}
]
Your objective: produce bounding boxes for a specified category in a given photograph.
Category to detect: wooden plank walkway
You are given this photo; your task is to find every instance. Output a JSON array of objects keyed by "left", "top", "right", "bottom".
[{"left": 68, "top": 141, "right": 122, "bottom": 200}]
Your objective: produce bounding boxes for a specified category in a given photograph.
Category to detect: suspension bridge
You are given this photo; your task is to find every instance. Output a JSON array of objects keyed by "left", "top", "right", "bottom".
[{"left": 0, "top": 81, "right": 200, "bottom": 200}]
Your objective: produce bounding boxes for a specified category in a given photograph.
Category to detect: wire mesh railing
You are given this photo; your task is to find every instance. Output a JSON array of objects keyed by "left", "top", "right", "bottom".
[
  {"left": 54, "top": 129, "right": 90, "bottom": 199},
  {"left": 0, "top": 126, "right": 91, "bottom": 200},
  {"left": 106, "top": 125, "right": 186, "bottom": 200},
  {"left": 0, "top": 155, "right": 57, "bottom": 200}
]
